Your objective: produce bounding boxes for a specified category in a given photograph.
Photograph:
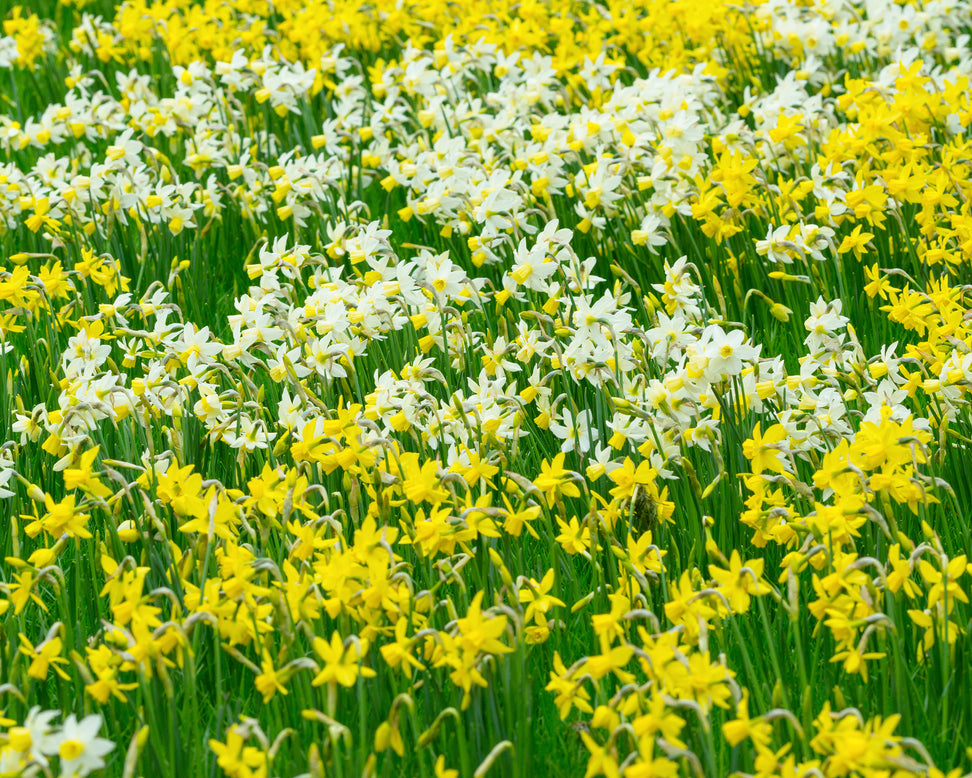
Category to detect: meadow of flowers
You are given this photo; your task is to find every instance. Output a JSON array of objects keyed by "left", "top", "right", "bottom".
[{"left": 1, "top": 0, "right": 972, "bottom": 775}]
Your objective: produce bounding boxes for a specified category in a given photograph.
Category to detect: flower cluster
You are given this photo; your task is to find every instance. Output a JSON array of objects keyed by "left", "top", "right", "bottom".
[
  {"left": 1, "top": 0, "right": 972, "bottom": 777},
  {"left": 0, "top": 709, "right": 114, "bottom": 778}
]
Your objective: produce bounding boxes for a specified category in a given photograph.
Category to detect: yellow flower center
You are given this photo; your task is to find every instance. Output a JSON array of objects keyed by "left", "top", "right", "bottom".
[{"left": 60, "top": 739, "right": 84, "bottom": 760}]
